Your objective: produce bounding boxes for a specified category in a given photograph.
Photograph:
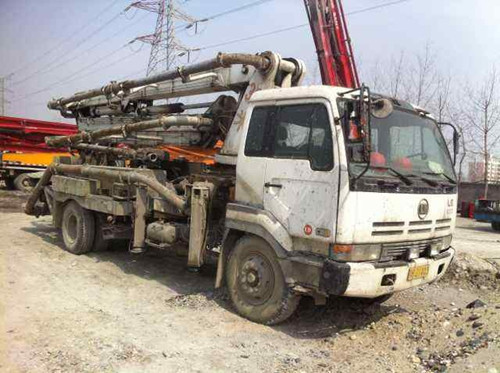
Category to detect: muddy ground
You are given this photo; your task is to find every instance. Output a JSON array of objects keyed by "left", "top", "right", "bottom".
[{"left": 0, "top": 188, "right": 499, "bottom": 372}]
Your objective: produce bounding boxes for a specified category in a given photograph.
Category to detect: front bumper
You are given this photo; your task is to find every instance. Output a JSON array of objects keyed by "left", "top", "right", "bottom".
[{"left": 319, "top": 247, "right": 455, "bottom": 298}]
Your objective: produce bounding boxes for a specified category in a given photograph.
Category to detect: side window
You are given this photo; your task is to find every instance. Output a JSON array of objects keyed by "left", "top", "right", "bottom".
[
  {"left": 273, "top": 104, "right": 334, "bottom": 171},
  {"left": 244, "top": 106, "right": 274, "bottom": 156},
  {"left": 244, "top": 103, "right": 334, "bottom": 171},
  {"left": 274, "top": 105, "right": 313, "bottom": 159},
  {"left": 309, "top": 105, "right": 334, "bottom": 171}
]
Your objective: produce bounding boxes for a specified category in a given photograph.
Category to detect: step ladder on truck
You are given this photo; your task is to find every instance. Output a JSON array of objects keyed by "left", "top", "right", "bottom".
[{"left": 24, "top": 1, "right": 460, "bottom": 324}]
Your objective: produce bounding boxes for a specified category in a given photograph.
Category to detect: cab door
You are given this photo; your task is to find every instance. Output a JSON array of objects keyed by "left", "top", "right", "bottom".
[
  {"left": 263, "top": 102, "right": 339, "bottom": 241},
  {"left": 235, "top": 105, "right": 275, "bottom": 206}
]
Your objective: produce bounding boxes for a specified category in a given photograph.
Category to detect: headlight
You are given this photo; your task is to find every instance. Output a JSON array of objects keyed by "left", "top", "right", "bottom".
[
  {"left": 429, "top": 242, "right": 441, "bottom": 257},
  {"left": 332, "top": 244, "right": 381, "bottom": 262},
  {"left": 429, "top": 235, "right": 452, "bottom": 257}
]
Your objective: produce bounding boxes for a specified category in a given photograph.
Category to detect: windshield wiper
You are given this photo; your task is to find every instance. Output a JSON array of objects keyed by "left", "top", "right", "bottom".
[
  {"left": 423, "top": 172, "right": 457, "bottom": 185},
  {"left": 374, "top": 166, "right": 413, "bottom": 185},
  {"left": 407, "top": 174, "right": 439, "bottom": 187},
  {"left": 386, "top": 170, "right": 440, "bottom": 187}
]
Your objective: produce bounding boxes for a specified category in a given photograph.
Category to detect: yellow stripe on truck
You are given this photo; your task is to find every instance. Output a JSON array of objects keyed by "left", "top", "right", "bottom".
[{"left": 2, "top": 152, "right": 72, "bottom": 167}]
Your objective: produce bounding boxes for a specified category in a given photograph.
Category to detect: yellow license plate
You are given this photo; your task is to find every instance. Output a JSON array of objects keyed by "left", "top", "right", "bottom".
[{"left": 407, "top": 265, "right": 429, "bottom": 281}]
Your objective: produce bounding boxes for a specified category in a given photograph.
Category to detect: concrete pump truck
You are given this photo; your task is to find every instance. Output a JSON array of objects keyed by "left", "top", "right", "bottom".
[{"left": 25, "top": 0, "right": 459, "bottom": 324}]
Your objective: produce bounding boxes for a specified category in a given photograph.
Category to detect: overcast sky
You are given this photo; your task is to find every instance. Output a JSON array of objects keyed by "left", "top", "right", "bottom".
[{"left": 1, "top": 0, "right": 499, "bottom": 122}]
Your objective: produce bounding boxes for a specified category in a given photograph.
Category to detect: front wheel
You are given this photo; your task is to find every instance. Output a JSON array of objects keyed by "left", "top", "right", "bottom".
[
  {"left": 492, "top": 222, "right": 500, "bottom": 232},
  {"left": 226, "top": 236, "right": 300, "bottom": 325}
]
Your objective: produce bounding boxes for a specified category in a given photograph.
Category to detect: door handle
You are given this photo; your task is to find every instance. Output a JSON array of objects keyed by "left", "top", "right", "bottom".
[{"left": 264, "top": 182, "right": 282, "bottom": 188}]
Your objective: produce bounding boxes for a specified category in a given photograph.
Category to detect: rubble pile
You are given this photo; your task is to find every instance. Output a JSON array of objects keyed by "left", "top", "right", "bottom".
[{"left": 443, "top": 252, "right": 500, "bottom": 290}]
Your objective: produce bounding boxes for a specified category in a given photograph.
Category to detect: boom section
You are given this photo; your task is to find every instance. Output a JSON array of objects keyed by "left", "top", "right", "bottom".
[{"left": 304, "top": 0, "right": 359, "bottom": 88}]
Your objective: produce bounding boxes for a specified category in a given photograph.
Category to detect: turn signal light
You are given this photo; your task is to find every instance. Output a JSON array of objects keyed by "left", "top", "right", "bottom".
[
  {"left": 333, "top": 244, "right": 353, "bottom": 254},
  {"left": 331, "top": 244, "right": 382, "bottom": 262}
]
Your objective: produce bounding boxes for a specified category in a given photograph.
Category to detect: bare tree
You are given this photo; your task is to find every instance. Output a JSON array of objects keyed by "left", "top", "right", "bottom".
[
  {"left": 446, "top": 100, "right": 470, "bottom": 182},
  {"left": 434, "top": 75, "right": 452, "bottom": 122},
  {"left": 464, "top": 68, "right": 500, "bottom": 197},
  {"left": 365, "top": 59, "right": 385, "bottom": 93},
  {"left": 388, "top": 51, "right": 406, "bottom": 98},
  {"left": 363, "top": 44, "right": 438, "bottom": 106},
  {"left": 408, "top": 43, "right": 438, "bottom": 107}
]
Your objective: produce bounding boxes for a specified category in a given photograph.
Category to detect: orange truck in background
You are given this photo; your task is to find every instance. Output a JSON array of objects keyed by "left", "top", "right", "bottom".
[{"left": 0, "top": 116, "right": 77, "bottom": 191}]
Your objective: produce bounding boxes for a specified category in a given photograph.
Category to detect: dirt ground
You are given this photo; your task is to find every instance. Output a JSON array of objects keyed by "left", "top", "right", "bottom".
[{"left": 0, "top": 188, "right": 499, "bottom": 373}]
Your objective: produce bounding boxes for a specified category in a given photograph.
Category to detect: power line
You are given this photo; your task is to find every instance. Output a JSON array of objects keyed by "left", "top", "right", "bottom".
[
  {"left": 11, "top": 0, "right": 273, "bottom": 86},
  {"left": 12, "top": 48, "right": 145, "bottom": 103},
  {"left": 15, "top": 67, "right": 149, "bottom": 108},
  {"left": 64, "top": 49, "right": 145, "bottom": 86},
  {"left": 199, "top": 24, "right": 307, "bottom": 51},
  {"left": 198, "top": 0, "right": 412, "bottom": 51},
  {"left": 23, "top": 13, "right": 150, "bottom": 81},
  {"left": 347, "top": 0, "right": 411, "bottom": 15},
  {"left": 201, "top": 0, "right": 271, "bottom": 22},
  {"left": 7, "top": 0, "right": 123, "bottom": 78},
  {"left": 174, "top": 0, "right": 273, "bottom": 34},
  {"left": 12, "top": 2, "right": 132, "bottom": 86}
]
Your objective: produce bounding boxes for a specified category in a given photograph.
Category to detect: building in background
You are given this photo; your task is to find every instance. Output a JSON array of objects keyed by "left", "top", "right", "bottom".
[{"left": 468, "top": 155, "right": 500, "bottom": 183}]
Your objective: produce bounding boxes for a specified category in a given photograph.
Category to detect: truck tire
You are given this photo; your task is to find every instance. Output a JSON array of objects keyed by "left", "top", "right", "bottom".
[
  {"left": 13, "top": 173, "right": 35, "bottom": 192},
  {"left": 492, "top": 222, "right": 500, "bottom": 232},
  {"left": 226, "top": 235, "right": 300, "bottom": 325},
  {"left": 61, "top": 201, "right": 95, "bottom": 255}
]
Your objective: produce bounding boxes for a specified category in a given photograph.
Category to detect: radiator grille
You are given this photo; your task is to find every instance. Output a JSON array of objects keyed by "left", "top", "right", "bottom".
[
  {"left": 380, "top": 239, "right": 441, "bottom": 262},
  {"left": 372, "top": 218, "right": 453, "bottom": 236}
]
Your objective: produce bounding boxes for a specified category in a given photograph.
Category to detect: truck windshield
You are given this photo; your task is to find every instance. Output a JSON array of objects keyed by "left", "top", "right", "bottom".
[{"left": 343, "top": 104, "right": 456, "bottom": 185}]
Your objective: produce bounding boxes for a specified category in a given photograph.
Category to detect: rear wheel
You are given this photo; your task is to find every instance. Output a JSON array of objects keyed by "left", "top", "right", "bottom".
[
  {"left": 226, "top": 236, "right": 300, "bottom": 325},
  {"left": 492, "top": 222, "right": 500, "bottom": 232},
  {"left": 13, "top": 173, "right": 35, "bottom": 192},
  {"left": 61, "top": 201, "right": 95, "bottom": 255}
]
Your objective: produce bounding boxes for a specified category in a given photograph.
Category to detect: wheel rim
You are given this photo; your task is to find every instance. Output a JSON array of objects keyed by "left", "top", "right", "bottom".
[
  {"left": 237, "top": 251, "right": 275, "bottom": 306},
  {"left": 65, "top": 213, "right": 78, "bottom": 244},
  {"left": 15, "top": 175, "right": 34, "bottom": 191}
]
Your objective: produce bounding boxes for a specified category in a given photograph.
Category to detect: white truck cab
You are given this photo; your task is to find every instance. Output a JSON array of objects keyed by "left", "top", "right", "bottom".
[{"left": 223, "top": 85, "right": 456, "bottom": 312}]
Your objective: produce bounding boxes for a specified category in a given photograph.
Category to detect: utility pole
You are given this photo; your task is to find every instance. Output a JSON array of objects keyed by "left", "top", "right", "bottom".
[{"left": 129, "top": 0, "right": 198, "bottom": 76}]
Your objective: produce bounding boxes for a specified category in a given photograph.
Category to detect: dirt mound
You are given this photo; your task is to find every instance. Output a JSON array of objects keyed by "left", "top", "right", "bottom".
[
  {"left": 443, "top": 252, "right": 500, "bottom": 291},
  {"left": 164, "top": 290, "right": 228, "bottom": 309}
]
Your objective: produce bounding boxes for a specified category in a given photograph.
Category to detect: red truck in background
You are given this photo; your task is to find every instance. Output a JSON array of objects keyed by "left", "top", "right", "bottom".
[{"left": 0, "top": 116, "right": 77, "bottom": 191}]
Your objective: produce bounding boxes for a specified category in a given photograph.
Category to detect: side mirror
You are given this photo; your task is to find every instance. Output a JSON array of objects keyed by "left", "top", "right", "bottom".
[
  {"left": 372, "top": 98, "right": 394, "bottom": 119},
  {"left": 438, "top": 122, "right": 459, "bottom": 166}
]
